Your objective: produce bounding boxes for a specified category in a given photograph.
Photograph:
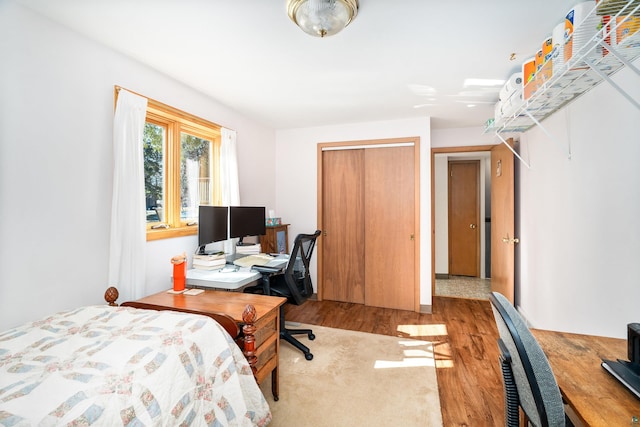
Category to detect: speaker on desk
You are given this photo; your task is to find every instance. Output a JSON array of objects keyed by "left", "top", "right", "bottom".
[{"left": 629, "top": 323, "right": 640, "bottom": 365}]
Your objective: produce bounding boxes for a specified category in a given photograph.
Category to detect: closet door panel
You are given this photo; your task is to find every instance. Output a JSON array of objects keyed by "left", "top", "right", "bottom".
[
  {"left": 364, "top": 146, "right": 415, "bottom": 310},
  {"left": 321, "top": 149, "right": 365, "bottom": 304}
]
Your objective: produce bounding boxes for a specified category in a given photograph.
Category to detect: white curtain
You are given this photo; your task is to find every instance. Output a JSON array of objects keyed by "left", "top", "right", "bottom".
[
  {"left": 108, "top": 89, "right": 148, "bottom": 303},
  {"left": 220, "top": 127, "right": 240, "bottom": 253}
]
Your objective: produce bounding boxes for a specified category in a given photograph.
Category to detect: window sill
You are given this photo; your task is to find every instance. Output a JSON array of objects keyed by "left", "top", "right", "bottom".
[{"left": 146, "top": 226, "right": 197, "bottom": 241}]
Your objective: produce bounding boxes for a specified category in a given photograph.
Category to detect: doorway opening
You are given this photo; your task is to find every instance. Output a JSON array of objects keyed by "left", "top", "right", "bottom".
[{"left": 432, "top": 146, "right": 493, "bottom": 300}]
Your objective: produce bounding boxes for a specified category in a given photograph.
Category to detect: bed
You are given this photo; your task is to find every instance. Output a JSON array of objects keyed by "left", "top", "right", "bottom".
[{"left": 0, "top": 298, "right": 272, "bottom": 426}]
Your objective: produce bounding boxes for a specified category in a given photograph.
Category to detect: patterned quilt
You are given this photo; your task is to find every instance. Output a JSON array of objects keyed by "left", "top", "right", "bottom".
[{"left": 0, "top": 306, "right": 271, "bottom": 426}]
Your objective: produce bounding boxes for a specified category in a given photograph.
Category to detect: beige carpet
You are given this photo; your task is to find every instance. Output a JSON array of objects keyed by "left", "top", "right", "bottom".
[{"left": 260, "top": 324, "right": 443, "bottom": 426}]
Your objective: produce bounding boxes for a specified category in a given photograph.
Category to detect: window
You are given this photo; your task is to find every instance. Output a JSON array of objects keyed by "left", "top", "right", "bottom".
[{"left": 117, "top": 88, "right": 222, "bottom": 241}]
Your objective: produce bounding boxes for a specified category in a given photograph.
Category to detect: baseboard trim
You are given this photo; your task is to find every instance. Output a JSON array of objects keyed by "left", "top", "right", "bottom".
[
  {"left": 420, "top": 304, "right": 433, "bottom": 314},
  {"left": 312, "top": 294, "right": 431, "bottom": 314},
  {"left": 435, "top": 273, "right": 449, "bottom": 280}
]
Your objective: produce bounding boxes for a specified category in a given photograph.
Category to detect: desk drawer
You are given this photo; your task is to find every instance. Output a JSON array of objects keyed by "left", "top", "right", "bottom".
[
  {"left": 255, "top": 353, "right": 278, "bottom": 385},
  {"left": 253, "top": 309, "right": 278, "bottom": 348},
  {"left": 255, "top": 333, "right": 277, "bottom": 371}
]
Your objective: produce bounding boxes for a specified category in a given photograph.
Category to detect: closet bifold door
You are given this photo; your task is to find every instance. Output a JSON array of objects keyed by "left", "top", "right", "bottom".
[
  {"left": 364, "top": 146, "right": 415, "bottom": 311},
  {"left": 321, "top": 149, "right": 366, "bottom": 304}
]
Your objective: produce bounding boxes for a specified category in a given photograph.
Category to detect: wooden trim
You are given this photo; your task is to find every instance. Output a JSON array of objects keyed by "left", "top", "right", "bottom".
[
  {"left": 431, "top": 145, "right": 495, "bottom": 155},
  {"left": 316, "top": 143, "right": 324, "bottom": 301},
  {"left": 146, "top": 226, "right": 196, "bottom": 241},
  {"left": 319, "top": 136, "right": 418, "bottom": 150},
  {"left": 413, "top": 138, "right": 421, "bottom": 313},
  {"left": 115, "top": 85, "right": 223, "bottom": 135},
  {"left": 317, "top": 137, "right": 421, "bottom": 312}
]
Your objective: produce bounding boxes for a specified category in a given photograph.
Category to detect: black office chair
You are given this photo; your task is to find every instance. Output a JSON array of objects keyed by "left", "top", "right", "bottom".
[
  {"left": 244, "top": 230, "right": 321, "bottom": 361},
  {"left": 489, "top": 292, "right": 568, "bottom": 427}
]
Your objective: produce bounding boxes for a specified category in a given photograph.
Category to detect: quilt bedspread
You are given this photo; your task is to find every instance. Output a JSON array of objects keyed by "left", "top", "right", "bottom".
[{"left": 0, "top": 305, "right": 271, "bottom": 426}]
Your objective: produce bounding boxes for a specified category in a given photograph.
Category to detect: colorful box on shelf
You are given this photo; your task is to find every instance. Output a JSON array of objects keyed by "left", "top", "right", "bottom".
[{"left": 266, "top": 217, "right": 281, "bottom": 226}]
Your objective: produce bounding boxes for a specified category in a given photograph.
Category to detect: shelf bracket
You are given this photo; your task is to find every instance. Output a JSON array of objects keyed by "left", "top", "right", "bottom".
[
  {"left": 522, "top": 108, "right": 571, "bottom": 160},
  {"left": 584, "top": 41, "right": 640, "bottom": 111},
  {"left": 495, "top": 132, "right": 530, "bottom": 169}
]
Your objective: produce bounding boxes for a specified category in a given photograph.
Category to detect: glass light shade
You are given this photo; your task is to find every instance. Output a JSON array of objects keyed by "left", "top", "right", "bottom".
[{"left": 287, "top": 0, "right": 358, "bottom": 37}]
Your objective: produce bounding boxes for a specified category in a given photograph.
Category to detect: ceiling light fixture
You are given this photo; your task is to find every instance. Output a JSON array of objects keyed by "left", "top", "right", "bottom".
[{"left": 287, "top": 0, "right": 359, "bottom": 38}]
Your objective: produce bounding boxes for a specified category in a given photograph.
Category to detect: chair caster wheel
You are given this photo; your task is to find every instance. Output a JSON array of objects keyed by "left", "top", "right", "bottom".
[
  {"left": 308, "top": 333, "right": 315, "bottom": 340},
  {"left": 305, "top": 352, "right": 314, "bottom": 361}
]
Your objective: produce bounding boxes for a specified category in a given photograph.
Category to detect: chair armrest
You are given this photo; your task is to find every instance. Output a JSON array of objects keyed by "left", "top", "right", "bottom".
[{"left": 252, "top": 265, "right": 282, "bottom": 274}]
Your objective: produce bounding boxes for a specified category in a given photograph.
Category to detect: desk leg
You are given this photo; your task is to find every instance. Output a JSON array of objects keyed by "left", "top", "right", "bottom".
[
  {"left": 272, "top": 366, "right": 279, "bottom": 401},
  {"left": 261, "top": 274, "right": 271, "bottom": 295},
  {"left": 272, "top": 304, "right": 281, "bottom": 401}
]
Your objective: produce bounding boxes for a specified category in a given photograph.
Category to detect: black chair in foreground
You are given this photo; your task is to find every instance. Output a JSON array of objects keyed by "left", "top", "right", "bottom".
[
  {"left": 244, "top": 230, "right": 321, "bottom": 361},
  {"left": 489, "top": 292, "right": 569, "bottom": 427}
]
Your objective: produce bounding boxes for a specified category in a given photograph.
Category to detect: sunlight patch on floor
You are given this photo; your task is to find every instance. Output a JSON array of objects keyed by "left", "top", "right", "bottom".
[
  {"left": 397, "top": 323, "right": 448, "bottom": 337},
  {"left": 374, "top": 340, "right": 436, "bottom": 369}
]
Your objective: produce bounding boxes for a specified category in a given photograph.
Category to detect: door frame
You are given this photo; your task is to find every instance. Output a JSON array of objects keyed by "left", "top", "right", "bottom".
[
  {"left": 318, "top": 137, "right": 421, "bottom": 312},
  {"left": 430, "top": 145, "right": 495, "bottom": 300}
]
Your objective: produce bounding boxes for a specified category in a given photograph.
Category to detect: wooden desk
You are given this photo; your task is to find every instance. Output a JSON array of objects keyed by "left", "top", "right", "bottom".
[
  {"left": 125, "top": 290, "right": 286, "bottom": 400},
  {"left": 532, "top": 329, "right": 640, "bottom": 426}
]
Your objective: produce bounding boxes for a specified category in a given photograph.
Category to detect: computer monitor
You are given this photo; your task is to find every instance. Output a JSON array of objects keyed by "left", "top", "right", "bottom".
[
  {"left": 197, "top": 205, "right": 228, "bottom": 253},
  {"left": 229, "top": 206, "right": 266, "bottom": 244}
]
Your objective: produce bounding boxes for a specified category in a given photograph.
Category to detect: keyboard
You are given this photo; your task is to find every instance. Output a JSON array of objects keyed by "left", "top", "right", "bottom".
[{"left": 601, "top": 359, "right": 640, "bottom": 399}]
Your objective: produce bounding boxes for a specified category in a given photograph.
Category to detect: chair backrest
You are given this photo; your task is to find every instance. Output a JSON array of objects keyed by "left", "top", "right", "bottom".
[
  {"left": 489, "top": 292, "right": 565, "bottom": 427},
  {"left": 283, "top": 230, "right": 321, "bottom": 305}
]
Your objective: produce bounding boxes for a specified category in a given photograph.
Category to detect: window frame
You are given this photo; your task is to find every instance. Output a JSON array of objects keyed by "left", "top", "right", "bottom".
[{"left": 115, "top": 87, "right": 222, "bottom": 241}]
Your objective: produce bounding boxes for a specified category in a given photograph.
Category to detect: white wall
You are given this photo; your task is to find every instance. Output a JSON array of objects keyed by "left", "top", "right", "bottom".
[
  {"left": 517, "top": 59, "right": 640, "bottom": 338},
  {"left": 275, "top": 118, "right": 432, "bottom": 307},
  {"left": 0, "top": 2, "right": 276, "bottom": 329},
  {"left": 431, "top": 127, "right": 497, "bottom": 149}
]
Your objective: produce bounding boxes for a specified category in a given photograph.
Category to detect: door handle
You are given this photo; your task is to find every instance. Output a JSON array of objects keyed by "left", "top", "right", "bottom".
[
  {"left": 502, "top": 234, "right": 519, "bottom": 244},
  {"left": 469, "top": 224, "right": 476, "bottom": 229}
]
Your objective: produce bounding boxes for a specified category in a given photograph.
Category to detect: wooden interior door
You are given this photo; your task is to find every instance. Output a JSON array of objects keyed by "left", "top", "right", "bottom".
[
  {"left": 320, "top": 149, "right": 365, "bottom": 304},
  {"left": 364, "top": 146, "right": 415, "bottom": 311},
  {"left": 448, "top": 161, "right": 480, "bottom": 277},
  {"left": 491, "top": 141, "right": 515, "bottom": 303}
]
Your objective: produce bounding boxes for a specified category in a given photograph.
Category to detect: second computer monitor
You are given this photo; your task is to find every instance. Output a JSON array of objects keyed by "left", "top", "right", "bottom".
[{"left": 229, "top": 206, "right": 266, "bottom": 240}]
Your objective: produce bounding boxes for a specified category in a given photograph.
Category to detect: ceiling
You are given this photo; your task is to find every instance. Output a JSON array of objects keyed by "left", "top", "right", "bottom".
[{"left": 15, "top": 0, "right": 578, "bottom": 130}]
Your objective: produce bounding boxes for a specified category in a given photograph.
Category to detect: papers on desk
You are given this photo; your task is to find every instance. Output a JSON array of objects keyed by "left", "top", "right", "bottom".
[
  {"left": 193, "top": 253, "right": 226, "bottom": 270},
  {"left": 233, "top": 253, "right": 282, "bottom": 268},
  {"left": 236, "top": 243, "right": 261, "bottom": 255}
]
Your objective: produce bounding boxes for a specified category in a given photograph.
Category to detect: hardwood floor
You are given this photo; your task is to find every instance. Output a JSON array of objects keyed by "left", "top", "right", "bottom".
[{"left": 284, "top": 296, "right": 504, "bottom": 426}]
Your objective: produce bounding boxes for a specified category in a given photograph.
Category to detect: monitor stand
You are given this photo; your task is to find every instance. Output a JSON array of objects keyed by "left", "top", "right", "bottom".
[
  {"left": 226, "top": 253, "right": 248, "bottom": 263},
  {"left": 236, "top": 237, "right": 256, "bottom": 246}
]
